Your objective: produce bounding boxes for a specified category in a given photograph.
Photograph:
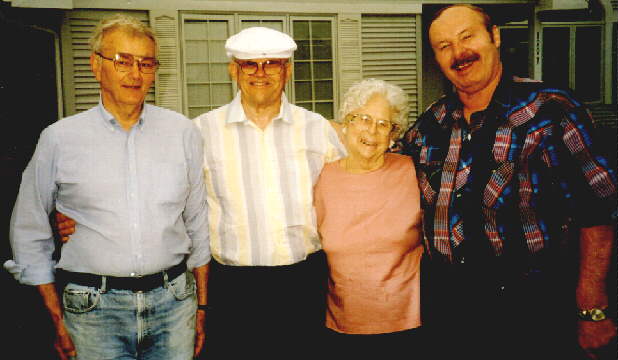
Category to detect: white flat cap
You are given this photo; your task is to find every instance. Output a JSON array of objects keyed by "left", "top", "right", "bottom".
[{"left": 225, "top": 27, "right": 297, "bottom": 59}]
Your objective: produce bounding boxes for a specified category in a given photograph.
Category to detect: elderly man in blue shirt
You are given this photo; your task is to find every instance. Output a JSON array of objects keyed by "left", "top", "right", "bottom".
[{"left": 4, "top": 14, "right": 209, "bottom": 360}]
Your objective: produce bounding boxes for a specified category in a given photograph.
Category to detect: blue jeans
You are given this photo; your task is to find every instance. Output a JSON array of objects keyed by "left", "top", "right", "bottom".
[{"left": 63, "top": 272, "right": 196, "bottom": 360}]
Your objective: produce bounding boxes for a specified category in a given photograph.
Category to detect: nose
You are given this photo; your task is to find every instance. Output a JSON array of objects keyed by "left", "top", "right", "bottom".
[
  {"left": 366, "top": 120, "right": 378, "bottom": 134},
  {"left": 452, "top": 41, "right": 466, "bottom": 58},
  {"left": 253, "top": 63, "right": 267, "bottom": 77},
  {"left": 128, "top": 61, "right": 143, "bottom": 80}
]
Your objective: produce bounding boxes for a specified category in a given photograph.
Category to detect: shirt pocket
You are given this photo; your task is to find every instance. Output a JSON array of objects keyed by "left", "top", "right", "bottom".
[
  {"left": 482, "top": 161, "right": 516, "bottom": 210},
  {"left": 416, "top": 160, "right": 443, "bottom": 207},
  {"left": 151, "top": 162, "right": 189, "bottom": 205}
]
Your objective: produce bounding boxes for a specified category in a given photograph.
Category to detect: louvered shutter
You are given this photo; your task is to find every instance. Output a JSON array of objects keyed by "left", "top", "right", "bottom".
[
  {"left": 337, "top": 13, "right": 362, "bottom": 114},
  {"left": 61, "top": 10, "right": 152, "bottom": 116},
  {"left": 361, "top": 15, "right": 421, "bottom": 123},
  {"left": 150, "top": 10, "right": 182, "bottom": 112}
]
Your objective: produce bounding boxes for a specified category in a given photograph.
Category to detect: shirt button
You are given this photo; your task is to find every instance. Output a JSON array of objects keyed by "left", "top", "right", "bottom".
[
  {"left": 130, "top": 272, "right": 136, "bottom": 277},
  {"left": 456, "top": 193, "right": 462, "bottom": 198},
  {"left": 460, "top": 257, "right": 465, "bottom": 264}
]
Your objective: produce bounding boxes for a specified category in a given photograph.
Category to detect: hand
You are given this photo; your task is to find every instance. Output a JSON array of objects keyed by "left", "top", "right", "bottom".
[
  {"left": 53, "top": 321, "right": 77, "bottom": 360},
  {"left": 193, "top": 309, "right": 206, "bottom": 357},
  {"left": 54, "top": 212, "right": 76, "bottom": 243},
  {"left": 578, "top": 319, "right": 617, "bottom": 359}
]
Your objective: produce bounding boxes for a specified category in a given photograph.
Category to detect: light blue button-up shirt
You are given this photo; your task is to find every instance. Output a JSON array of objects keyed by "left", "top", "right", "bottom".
[{"left": 5, "top": 102, "right": 210, "bottom": 285}]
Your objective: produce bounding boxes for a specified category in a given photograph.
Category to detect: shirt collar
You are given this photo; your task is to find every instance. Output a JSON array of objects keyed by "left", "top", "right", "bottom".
[
  {"left": 441, "top": 68, "right": 513, "bottom": 127},
  {"left": 226, "top": 91, "right": 293, "bottom": 125},
  {"left": 97, "top": 98, "right": 147, "bottom": 132}
]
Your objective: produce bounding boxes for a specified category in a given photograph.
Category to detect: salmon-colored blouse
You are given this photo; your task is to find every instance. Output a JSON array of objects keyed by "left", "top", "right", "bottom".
[{"left": 314, "top": 153, "right": 423, "bottom": 334}]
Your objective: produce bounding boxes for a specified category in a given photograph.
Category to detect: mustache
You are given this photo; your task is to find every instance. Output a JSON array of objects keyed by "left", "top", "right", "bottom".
[{"left": 451, "top": 52, "right": 480, "bottom": 70}]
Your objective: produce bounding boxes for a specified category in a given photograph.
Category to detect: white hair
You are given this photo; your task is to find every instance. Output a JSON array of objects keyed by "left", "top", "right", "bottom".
[
  {"left": 338, "top": 78, "right": 410, "bottom": 136},
  {"left": 90, "top": 14, "right": 158, "bottom": 54}
]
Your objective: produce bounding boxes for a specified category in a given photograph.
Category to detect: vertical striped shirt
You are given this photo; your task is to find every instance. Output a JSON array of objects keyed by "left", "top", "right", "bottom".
[{"left": 193, "top": 93, "right": 346, "bottom": 266}]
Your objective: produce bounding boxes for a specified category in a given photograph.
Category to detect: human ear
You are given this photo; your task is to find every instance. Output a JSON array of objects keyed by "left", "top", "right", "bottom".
[
  {"left": 228, "top": 61, "right": 238, "bottom": 81},
  {"left": 491, "top": 25, "right": 501, "bottom": 48},
  {"left": 90, "top": 53, "right": 102, "bottom": 82}
]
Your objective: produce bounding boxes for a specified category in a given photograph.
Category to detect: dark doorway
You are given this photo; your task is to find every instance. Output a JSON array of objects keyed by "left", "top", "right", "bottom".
[{"left": 1, "top": 3, "right": 62, "bottom": 359}]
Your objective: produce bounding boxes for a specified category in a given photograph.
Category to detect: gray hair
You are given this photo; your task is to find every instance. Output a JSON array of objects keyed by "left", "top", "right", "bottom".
[
  {"left": 339, "top": 78, "right": 410, "bottom": 136},
  {"left": 89, "top": 14, "right": 158, "bottom": 54}
]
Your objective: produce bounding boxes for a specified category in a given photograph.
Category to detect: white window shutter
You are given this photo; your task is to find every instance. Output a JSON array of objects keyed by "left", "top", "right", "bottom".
[
  {"left": 337, "top": 13, "right": 362, "bottom": 115},
  {"left": 61, "top": 10, "right": 151, "bottom": 116},
  {"left": 361, "top": 15, "right": 420, "bottom": 123},
  {"left": 150, "top": 10, "right": 182, "bottom": 112}
]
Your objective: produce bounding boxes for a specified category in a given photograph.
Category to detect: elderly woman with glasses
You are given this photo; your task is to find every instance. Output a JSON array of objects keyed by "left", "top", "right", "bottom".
[{"left": 314, "top": 78, "right": 424, "bottom": 356}]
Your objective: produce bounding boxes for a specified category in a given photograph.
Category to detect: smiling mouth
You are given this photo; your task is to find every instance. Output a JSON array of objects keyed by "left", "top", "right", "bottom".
[
  {"left": 451, "top": 53, "right": 480, "bottom": 72},
  {"left": 360, "top": 138, "right": 377, "bottom": 146},
  {"left": 123, "top": 85, "right": 142, "bottom": 89},
  {"left": 454, "top": 61, "right": 474, "bottom": 71}
]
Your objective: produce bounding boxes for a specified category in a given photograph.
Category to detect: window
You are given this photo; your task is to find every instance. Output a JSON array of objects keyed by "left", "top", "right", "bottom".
[
  {"left": 292, "top": 19, "right": 335, "bottom": 119},
  {"left": 181, "top": 14, "right": 336, "bottom": 119},
  {"left": 500, "top": 26, "right": 529, "bottom": 78},
  {"left": 181, "top": 15, "right": 234, "bottom": 119},
  {"left": 542, "top": 24, "right": 603, "bottom": 103}
]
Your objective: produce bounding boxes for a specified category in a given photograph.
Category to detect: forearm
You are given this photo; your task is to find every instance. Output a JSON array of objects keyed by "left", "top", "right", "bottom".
[
  {"left": 192, "top": 263, "right": 209, "bottom": 306},
  {"left": 37, "top": 283, "right": 64, "bottom": 326},
  {"left": 575, "top": 224, "right": 614, "bottom": 309}
]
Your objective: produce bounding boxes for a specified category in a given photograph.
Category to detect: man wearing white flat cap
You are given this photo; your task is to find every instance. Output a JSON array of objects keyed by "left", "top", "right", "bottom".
[{"left": 193, "top": 27, "right": 345, "bottom": 358}]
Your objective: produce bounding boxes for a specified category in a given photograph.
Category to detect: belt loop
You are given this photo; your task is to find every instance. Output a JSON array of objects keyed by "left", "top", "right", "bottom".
[
  {"left": 100, "top": 276, "right": 107, "bottom": 293},
  {"left": 163, "top": 271, "right": 169, "bottom": 288}
]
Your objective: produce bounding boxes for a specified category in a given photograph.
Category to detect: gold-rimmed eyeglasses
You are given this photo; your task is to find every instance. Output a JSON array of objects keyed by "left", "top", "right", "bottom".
[
  {"left": 234, "top": 59, "right": 287, "bottom": 75},
  {"left": 345, "top": 113, "right": 399, "bottom": 134},
  {"left": 96, "top": 52, "right": 159, "bottom": 74}
]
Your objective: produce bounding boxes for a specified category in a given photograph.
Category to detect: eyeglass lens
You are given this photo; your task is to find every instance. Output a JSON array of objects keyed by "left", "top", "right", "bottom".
[
  {"left": 237, "top": 60, "right": 285, "bottom": 75},
  {"left": 114, "top": 53, "right": 158, "bottom": 74},
  {"left": 348, "top": 114, "right": 396, "bottom": 133}
]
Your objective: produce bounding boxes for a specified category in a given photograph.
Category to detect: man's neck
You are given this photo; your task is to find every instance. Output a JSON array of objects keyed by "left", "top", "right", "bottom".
[
  {"left": 457, "top": 65, "right": 503, "bottom": 123},
  {"left": 102, "top": 98, "right": 143, "bottom": 131},
  {"left": 240, "top": 96, "right": 282, "bottom": 130}
]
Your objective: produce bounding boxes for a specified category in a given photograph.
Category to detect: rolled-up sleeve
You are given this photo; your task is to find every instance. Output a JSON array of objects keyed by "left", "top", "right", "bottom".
[
  {"left": 182, "top": 124, "right": 210, "bottom": 269},
  {"left": 555, "top": 104, "right": 617, "bottom": 227},
  {"left": 5, "top": 127, "right": 59, "bottom": 285}
]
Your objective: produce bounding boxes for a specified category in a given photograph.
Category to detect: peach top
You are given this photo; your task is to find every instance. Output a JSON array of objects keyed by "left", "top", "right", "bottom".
[{"left": 314, "top": 153, "right": 423, "bottom": 334}]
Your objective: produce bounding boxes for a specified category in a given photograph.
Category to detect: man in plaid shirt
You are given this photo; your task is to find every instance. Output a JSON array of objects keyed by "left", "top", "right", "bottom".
[{"left": 399, "top": 5, "right": 616, "bottom": 359}]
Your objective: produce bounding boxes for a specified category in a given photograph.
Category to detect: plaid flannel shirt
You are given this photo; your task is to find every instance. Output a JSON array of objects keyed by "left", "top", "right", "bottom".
[{"left": 399, "top": 72, "right": 617, "bottom": 263}]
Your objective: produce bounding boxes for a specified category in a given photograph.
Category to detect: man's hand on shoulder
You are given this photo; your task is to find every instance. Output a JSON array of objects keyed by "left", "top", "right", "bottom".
[{"left": 54, "top": 211, "right": 76, "bottom": 243}]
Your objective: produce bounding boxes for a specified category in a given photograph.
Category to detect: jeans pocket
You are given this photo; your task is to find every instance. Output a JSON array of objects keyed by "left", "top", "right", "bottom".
[
  {"left": 63, "top": 283, "right": 101, "bottom": 313},
  {"left": 167, "top": 272, "right": 196, "bottom": 301}
]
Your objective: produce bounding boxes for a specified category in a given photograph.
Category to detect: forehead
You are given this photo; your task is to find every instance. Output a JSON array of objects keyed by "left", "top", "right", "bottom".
[
  {"left": 429, "top": 7, "right": 485, "bottom": 42},
  {"left": 101, "top": 28, "right": 155, "bottom": 56}
]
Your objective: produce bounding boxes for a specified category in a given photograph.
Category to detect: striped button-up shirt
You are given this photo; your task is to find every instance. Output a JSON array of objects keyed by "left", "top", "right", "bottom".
[
  {"left": 6, "top": 103, "right": 210, "bottom": 285},
  {"left": 399, "top": 73, "right": 617, "bottom": 263},
  {"left": 194, "top": 93, "right": 345, "bottom": 266}
]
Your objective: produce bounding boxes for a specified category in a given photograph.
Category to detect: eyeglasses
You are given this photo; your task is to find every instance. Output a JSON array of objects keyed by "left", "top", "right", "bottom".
[
  {"left": 96, "top": 52, "right": 159, "bottom": 74},
  {"left": 345, "top": 113, "right": 399, "bottom": 134},
  {"left": 235, "top": 59, "right": 287, "bottom": 75}
]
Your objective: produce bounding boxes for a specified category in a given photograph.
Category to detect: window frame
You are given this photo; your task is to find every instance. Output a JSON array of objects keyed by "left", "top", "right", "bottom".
[{"left": 290, "top": 15, "right": 338, "bottom": 120}]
